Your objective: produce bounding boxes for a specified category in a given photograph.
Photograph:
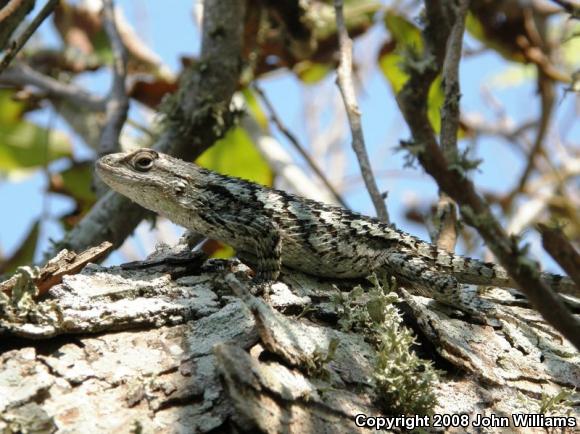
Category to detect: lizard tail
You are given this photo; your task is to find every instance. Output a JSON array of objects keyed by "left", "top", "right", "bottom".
[{"left": 458, "top": 257, "right": 579, "bottom": 298}]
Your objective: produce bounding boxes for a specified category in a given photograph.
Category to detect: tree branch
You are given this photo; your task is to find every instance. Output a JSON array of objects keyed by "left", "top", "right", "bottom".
[
  {"left": 509, "top": 73, "right": 555, "bottom": 199},
  {"left": 0, "top": 0, "right": 59, "bottom": 74},
  {"left": 333, "top": 0, "right": 389, "bottom": 223},
  {"left": 538, "top": 224, "right": 580, "bottom": 290},
  {"left": 548, "top": 0, "right": 580, "bottom": 19},
  {"left": 0, "top": 62, "right": 106, "bottom": 110},
  {"left": 0, "top": 0, "right": 23, "bottom": 21},
  {"left": 0, "top": 0, "right": 34, "bottom": 50},
  {"left": 99, "top": 0, "right": 129, "bottom": 156},
  {"left": 434, "top": 0, "right": 469, "bottom": 252},
  {"left": 395, "top": 0, "right": 580, "bottom": 350},
  {"left": 440, "top": 0, "right": 468, "bottom": 160}
]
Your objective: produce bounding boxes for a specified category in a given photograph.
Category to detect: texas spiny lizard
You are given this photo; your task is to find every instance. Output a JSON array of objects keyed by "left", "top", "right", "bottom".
[{"left": 96, "top": 149, "right": 576, "bottom": 311}]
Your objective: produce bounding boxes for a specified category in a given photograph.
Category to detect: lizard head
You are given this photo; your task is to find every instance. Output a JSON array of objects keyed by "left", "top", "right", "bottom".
[{"left": 96, "top": 149, "right": 195, "bottom": 216}]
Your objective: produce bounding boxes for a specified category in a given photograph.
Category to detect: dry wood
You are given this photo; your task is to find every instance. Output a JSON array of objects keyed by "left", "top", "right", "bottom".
[{"left": 0, "top": 241, "right": 113, "bottom": 297}]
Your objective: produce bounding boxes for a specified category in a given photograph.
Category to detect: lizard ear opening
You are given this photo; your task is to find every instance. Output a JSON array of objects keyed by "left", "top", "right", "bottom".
[{"left": 132, "top": 150, "right": 158, "bottom": 172}]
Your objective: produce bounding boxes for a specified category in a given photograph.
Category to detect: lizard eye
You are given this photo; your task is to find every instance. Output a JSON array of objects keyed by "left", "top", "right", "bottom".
[{"left": 133, "top": 153, "right": 156, "bottom": 172}]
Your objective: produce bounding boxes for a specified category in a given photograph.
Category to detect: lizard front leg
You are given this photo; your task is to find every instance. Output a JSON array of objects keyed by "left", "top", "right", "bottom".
[
  {"left": 236, "top": 228, "right": 282, "bottom": 283},
  {"left": 208, "top": 212, "right": 282, "bottom": 286}
]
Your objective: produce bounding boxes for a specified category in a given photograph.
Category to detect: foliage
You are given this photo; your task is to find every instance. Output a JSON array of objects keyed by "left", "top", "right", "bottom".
[
  {"left": 196, "top": 126, "right": 273, "bottom": 187},
  {"left": 0, "top": 90, "right": 72, "bottom": 174},
  {"left": 378, "top": 11, "right": 445, "bottom": 134}
]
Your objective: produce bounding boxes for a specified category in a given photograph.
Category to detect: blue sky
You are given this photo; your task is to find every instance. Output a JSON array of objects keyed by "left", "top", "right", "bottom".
[{"left": 1, "top": 0, "right": 577, "bottom": 272}]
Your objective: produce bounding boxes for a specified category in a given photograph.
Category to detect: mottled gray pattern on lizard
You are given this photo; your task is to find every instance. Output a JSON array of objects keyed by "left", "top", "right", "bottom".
[{"left": 96, "top": 149, "right": 577, "bottom": 310}]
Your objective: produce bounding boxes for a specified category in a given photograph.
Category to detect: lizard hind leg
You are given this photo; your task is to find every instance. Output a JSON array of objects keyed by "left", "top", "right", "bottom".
[{"left": 417, "top": 273, "right": 494, "bottom": 319}]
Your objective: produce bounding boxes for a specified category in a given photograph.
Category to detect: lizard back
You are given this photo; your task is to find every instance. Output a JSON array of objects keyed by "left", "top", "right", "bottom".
[{"left": 96, "top": 149, "right": 577, "bottom": 297}]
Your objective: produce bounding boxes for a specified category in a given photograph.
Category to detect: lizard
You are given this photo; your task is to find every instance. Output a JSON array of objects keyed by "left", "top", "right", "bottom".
[{"left": 95, "top": 148, "right": 578, "bottom": 312}]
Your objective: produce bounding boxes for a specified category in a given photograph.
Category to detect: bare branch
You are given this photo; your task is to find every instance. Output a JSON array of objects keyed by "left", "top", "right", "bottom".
[
  {"left": 0, "top": 0, "right": 34, "bottom": 50},
  {"left": 333, "top": 0, "right": 389, "bottom": 223},
  {"left": 440, "top": 0, "right": 469, "bottom": 160},
  {"left": 509, "top": 74, "right": 555, "bottom": 199},
  {"left": 0, "top": 0, "right": 24, "bottom": 22},
  {"left": 434, "top": 0, "right": 469, "bottom": 251},
  {"left": 538, "top": 224, "right": 580, "bottom": 290},
  {"left": 99, "top": 0, "right": 129, "bottom": 155},
  {"left": 395, "top": 0, "right": 580, "bottom": 350},
  {"left": 253, "top": 84, "right": 348, "bottom": 209},
  {"left": 549, "top": 0, "right": 580, "bottom": 18},
  {"left": 0, "top": 62, "right": 106, "bottom": 110},
  {"left": 0, "top": 0, "right": 59, "bottom": 74}
]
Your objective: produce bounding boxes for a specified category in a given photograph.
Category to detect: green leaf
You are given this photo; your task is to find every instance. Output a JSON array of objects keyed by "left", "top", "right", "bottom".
[
  {"left": 561, "top": 24, "right": 580, "bottom": 70},
  {"left": 378, "top": 52, "right": 407, "bottom": 93},
  {"left": 196, "top": 126, "right": 273, "bottom": 187},
  {"left": 242, "top": 88, "right": 268, "bottom": 129},
  {"left": 59, "top": 162, "right": 96, "bottom": 203},
  {"left": 0, "top": 90, "right": 72, "bottom": 172},
  {"left": 383, "top": 11, "right": 423, "bottom": 52},
  {"left": 379, "top": 12, "right": 425, "bottom": 95},
  {"left": 0, "top": 220, "right": 40, "bottom": 275},
  {"left": 427, "top": 76, "right": 444, "bottom": 134},
  {"left": 294, "top": 61, "right": 333, "bottom": 84},
  {"left": 47, "top": 162, "right": 97, "bottom": 230},
  {"left": 0, "top": 90, "right": 25, "bottom": 124},
  {"left": 291, "top": 0, "right": 381, "bottom": 84},
  {"left": 91, "top": 29, "right": 114, "bottom": 64},
  {"left": 49, "top": 161, "right": 96, "bottom": 205},
  {"left": 487, "top": 64, "right": 536, "bottom": 89},
  {"left": 379, "top": 12, "right": 445, "bottom": 134},
  {"left": 0, "top": 124, "right": 72, "bottom": 171}
]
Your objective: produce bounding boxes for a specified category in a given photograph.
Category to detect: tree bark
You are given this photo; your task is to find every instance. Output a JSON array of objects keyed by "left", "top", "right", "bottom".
[{"left": 1, "top": 247, "right": 578, "bottom": 433}]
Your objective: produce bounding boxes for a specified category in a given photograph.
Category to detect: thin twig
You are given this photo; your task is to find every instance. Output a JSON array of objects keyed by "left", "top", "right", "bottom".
[
  {"left": 253, "top": 84, "right": 348, "bottom": 208},
  {"left": 0, "top": 0, "right": 59, "bottom": 74},
  {"left": 435, "top": 0, "right": 469, "bottom": 251},
  {"left": 549, "top": 0, "right": 580, "bottom": 18},
  {"left": 0, "top": 62, "right": 106, "bottom": 110},
  {"left": 99, "top": 0, "right": 129, "bottom": 156},
  {"left": 509, "top": 73, "right": 555, "bottom": 199},
  {"left": 333, "top": 0, "right": 389, "bottom": 223},
  {"left": 0, "top": 0, "right": 24, "bottom": 22},
  {"left": 440, "top": 0, "right": 469, "bottom": 161},
  {"left": 395, "top": 0, "right": 580, "bottom": 350}
]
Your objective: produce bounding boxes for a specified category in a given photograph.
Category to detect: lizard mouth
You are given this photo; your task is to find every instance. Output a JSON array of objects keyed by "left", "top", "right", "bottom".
[
  {"left": 95, "top": 155, "right": 124, "bottom": 184},
  {"left": 95, "top": 159, "right": 111, "bottom": 178}
]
